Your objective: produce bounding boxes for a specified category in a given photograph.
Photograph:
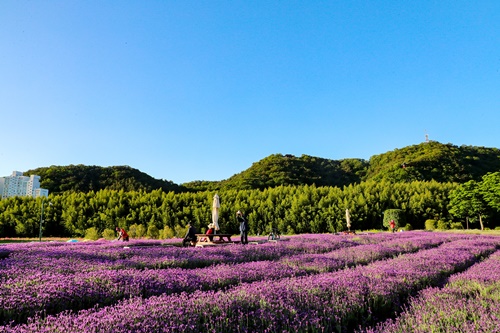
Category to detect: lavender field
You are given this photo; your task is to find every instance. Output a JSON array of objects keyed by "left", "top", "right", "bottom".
[{"left": 0, "top": 232, "right": 499, "bottom": 332}]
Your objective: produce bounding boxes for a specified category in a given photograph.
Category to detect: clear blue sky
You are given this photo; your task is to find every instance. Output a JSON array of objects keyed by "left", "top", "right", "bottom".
[{"left": 1, "top": 1, "right": 499, "bottom": 184}]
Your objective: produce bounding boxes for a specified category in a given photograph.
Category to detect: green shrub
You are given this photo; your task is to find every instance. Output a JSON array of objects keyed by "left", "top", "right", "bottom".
[
  {"left": 128, "top": 224, "right": 138, "bottom": 238},
  {"left": 159, "top": 226, "right": 175, "bottom": 239},
  {"left": 437, "top": 220, "right": 449, "bottom": 230},
  {"left": 425, "top": 219, "right": 437, "bottom": 231},
  {"left": 147, "top": 225, "right": 159, "bottom": 239},
  {"left": 450, "top": 222, "right": 464, "bottom": 230},
  {"left": 403, "top": 223, "right": 413, "bottom": 231},
  {"left": 128, "top": 223, "right": 146, "bottom": 239},
  {"left": 84, "top": 227, "right": 100, "bottom": 241},
  {"left": 175, "top": 225, "right": 187, "bottom": 238},
  {"left": 102, "top": 228, "right": 116, "bottom": 240},
  {"left": 136, "top": 224, "right": 146, "bottom": 238}
]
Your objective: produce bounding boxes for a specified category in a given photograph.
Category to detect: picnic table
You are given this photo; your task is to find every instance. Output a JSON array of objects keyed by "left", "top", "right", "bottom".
[{"left": 195, "top": 233, "right": 234, "bottom": 246}]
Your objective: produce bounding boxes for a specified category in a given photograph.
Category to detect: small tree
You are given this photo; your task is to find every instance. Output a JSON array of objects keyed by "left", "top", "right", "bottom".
[
  {"left": 159, "top": 226, "right": 175, "bottom": 239},
  {"left": 450, "top": 222, "right": 463, "bottom": 230},
  {"left": 403, "top": 223, "right": 413, "bottom": 231},
  {"left": 425, "top": 219, "right": 437, "bottom": 230},
  {"left": 437, "top": 220, "right": 449, "bottom": 230},
  {"left": 147, "top": 225, "right": 159, "bottom": 239},
  {"left": 136, "top": 224, "right": 146, "bottom": 238},
  {"left": 102, "top": 228, "right": 116, "bottom": 240},
  {"left": 128, "top": 224, "right": 138, "bottom": 238},
  {"left": 174, "top": 224, "right": 187, "bottom": 238},
  {"left": 84, "top": 227, "right": 100, "bottom": 241}
]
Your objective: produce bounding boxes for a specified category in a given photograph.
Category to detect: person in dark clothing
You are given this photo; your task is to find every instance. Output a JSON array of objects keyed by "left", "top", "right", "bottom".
[
  {"left": 237, "top": 210, "right": 249, "bottom": 244},
  {"left": 182, "top": 223, "right": 197, "bottom": 247}
]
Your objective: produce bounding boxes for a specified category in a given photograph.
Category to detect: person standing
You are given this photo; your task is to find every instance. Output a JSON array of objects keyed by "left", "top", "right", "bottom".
[
  {"left": 237, "top": 210, "right": 248, "bottom": 244},
  {"left": 390, "top": 220, "right": 396, "bottom": 233},
  {"left": 116, "top": 227, "right": 129, "bottom": 241}
]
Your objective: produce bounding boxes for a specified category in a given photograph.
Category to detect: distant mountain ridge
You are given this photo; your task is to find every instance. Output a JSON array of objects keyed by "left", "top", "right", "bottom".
[{"left": 25, "top": 141, "right": 500, "bottom": 194}]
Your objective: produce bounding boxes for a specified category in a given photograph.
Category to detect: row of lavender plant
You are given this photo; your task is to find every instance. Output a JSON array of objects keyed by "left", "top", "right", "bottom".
[
  {"left": 360, "top": 249, "right": 500, "bottom": 333},
  {"left": 0, "top": 234, "right": 366, "bottom": 276},
  {"left": 1, "top": 236, "right": 497, "bottom": 332},
  {"left": 0, "top": 232, "right": 461, "bottom": 277},
  {"left": 0, "top": 232, "right": 451, "bottom": 325}
]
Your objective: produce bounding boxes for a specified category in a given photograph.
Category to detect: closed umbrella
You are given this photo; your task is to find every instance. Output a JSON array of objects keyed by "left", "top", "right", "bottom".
[
  {"left": 212, "top": 194, "right": 220, "bottom": 233},
  {"left": 346, "top": 209, "right": 351, "bottom": 231}
]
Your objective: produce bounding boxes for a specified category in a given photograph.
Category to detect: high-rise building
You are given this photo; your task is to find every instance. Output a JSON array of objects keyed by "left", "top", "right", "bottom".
[{"left": 0, "top": 171, "right": 49, "bottom": 199}]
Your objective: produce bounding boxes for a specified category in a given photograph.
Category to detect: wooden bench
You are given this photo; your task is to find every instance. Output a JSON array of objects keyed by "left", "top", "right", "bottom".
[{"left": 195, "top": 233, "right": 233, "bottom": 245}]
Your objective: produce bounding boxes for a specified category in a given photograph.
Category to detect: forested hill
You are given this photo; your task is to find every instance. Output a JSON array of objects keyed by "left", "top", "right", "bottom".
[
  {"left": 184, "top": 142, "right": 500, "bottom": 191},
  {"left": 365, "top": 141, "right": 500, "bottom": 183},
  {"left": 25, "top": 165, "right": 181, "bottom": 194},
  {"left": 220, "top": 154, "right": 368, "bottom": 190},
  {"left": 23, "top": 142, "right": 500, "bottom": 194}
]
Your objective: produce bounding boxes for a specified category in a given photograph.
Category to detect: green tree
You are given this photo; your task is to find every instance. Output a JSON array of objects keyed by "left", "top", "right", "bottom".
[
  {"left": 84, "top": 227, "right": 100, "bottom": 240},
  {"left": 147, "top": 224, "right": 159, "bottom": 239},
  {"left": 448, "top": 180, "right": 487, "bottom": 230},
  {"left": 102, "top": 228, "right": 116, "bottom": 240},
  {"left": 479, "top": 172, "right": 500, "bottom": 212}
]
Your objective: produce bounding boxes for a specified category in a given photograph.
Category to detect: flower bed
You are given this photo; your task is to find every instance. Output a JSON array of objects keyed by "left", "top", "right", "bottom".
[
  {"left": 361, "top": 249, "right": 500, "bottom": 333},
  {"left": 0, "top": 232, "right": 497, "bottom": 332},
  {"left": 0, "top": 232, "right": 450, "bottom": 325}
]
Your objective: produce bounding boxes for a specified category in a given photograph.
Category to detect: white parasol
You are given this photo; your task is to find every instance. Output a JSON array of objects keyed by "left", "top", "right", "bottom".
[
  {"left": 346, "top": 208, "right": 351, "bottom": 231},
  {"left": 212, "top": 194, "right": 220, "bottom": 232}
]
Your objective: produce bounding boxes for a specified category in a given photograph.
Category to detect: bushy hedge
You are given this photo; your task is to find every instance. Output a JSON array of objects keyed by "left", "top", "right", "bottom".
[{"left": 425, "top": 219, "right": 437, "bottom": 231}]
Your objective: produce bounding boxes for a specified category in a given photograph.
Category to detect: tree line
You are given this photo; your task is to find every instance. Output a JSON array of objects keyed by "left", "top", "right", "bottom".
[{"left": 1, "top": 172, "right": 498, "bottom": 239}]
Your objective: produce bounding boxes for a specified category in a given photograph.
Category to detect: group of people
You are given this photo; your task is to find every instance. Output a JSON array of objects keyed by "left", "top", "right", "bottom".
[
  {"left": 182, "top": 210, "right": 250, "bottom": 246},
  {"left": 115, "top": 209, "right": 251, "bottom": 246}
]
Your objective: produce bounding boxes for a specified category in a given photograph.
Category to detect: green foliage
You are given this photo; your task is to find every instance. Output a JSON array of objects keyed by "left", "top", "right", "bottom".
[
  {"left": 436, "top": 220, "right": 450, "bottom": 230},
  {"left": 450, "top": 222, "right": 464, "bottom": 230},
  {"left": 84, "top": 227, "right": 100, "bottom": 241},
  {"left": 366, "top": 142, "right": 500, "bottom": 183},
  {"left": 127, "top": 224, "right": 147, "bottom": 238},
  {"left": 24, "top": 165, "right": 182, "bottom": 194},
  {"left": 159, "top": 226, "right": 175, "bottom": 239},
  {"left": 479, "top": 172, "right": 500, "bottom": 212},
  {"left": 13, "top": 142, "right": 500, "bottom": 197},
  {"left": 174, "top": 225, "right": 187, "bottom": 238},
  {"left": 425, "top": 219, "right": 437, "bottom": 231},
  {"left": 102, "top": 228, "right": 116, "bottom": 240},
  {"left": 1, "top": 174, "right": 499, "bottom": 238},
  {"left": 403, "top": 223, "right": 413, "bottom": 231},
  {"left": 192, "top": 154, "right": 369, "bottom": 191},
  {"left": 136, "top": 224, "right": 146, "bottom": 238},
  {"left": 127, "top": 224, "right": 138, "bottom": 238},
  {"left": 448, "top": 180, "right": 488, "bottom": 230},
  {"left": 147, "top": 225, "right": 159, "bottom": 239}
]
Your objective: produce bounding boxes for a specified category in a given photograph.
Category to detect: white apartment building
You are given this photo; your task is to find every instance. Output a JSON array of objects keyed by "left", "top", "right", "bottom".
[{"left": 0, "top": 171, "right": 49, "bottom": 199}]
